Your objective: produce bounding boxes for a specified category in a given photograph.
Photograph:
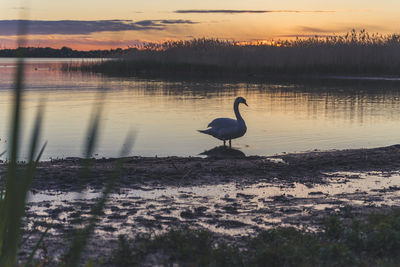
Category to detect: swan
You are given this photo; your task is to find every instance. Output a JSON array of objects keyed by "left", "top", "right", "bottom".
[{"left": 198, "top": 97, "right": 248, "bottom": 148}]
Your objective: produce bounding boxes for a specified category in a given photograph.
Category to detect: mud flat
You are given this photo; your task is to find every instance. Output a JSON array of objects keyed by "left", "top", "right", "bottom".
[
  {"left": 24, "top": 144, "right": 400, "bottom": 191},
  {"left": 7, "top": 144, "right": 400, "bottom": 264}
]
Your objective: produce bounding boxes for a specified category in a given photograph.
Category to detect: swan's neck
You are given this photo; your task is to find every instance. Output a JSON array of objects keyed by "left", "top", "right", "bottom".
[{"left": 234, "top": 101, "right": 244, "bottom": 122}]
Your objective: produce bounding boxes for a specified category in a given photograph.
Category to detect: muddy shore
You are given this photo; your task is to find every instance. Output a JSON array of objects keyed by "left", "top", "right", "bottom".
[
  {"left": 23, "top": 144, "right": 400, "bottom": 191},
  {"left": 6, "top": 145, "right": 400, "bottom": 264}
]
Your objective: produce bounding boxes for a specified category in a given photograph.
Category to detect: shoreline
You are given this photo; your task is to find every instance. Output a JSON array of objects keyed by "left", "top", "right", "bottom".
[
  {"left": 15, "top": 144, "right": 400, "bottom": 265},
  {"left": 19, "top": 144, "right": 400, "bottom": 191}
]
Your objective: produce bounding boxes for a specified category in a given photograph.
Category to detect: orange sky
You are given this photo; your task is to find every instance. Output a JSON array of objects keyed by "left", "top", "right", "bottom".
[{"left": 1, "top": 0, "right": 400, "bottom": 50}]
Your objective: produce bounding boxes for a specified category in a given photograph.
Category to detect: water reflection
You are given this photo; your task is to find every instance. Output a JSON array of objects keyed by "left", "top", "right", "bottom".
[
  {"left": 1, "top": 58, "right": 400, "bottom": 159},
  {"left": 199, "top": 146, "right": 246, "bottom": 158},
  {"left": 26, "top": 171, "right": 400, "bottom": 236}
]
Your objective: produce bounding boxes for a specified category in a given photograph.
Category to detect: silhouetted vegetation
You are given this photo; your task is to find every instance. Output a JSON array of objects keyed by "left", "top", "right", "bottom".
[
  {"left": 108, "top": 209, "right": 400, "bottom": 266},
  {"left": 74, "top": 30, "right": 400, "bottom": 78},
  {"left": 0, "top": 46, "right": 134, "bottom": 58}
]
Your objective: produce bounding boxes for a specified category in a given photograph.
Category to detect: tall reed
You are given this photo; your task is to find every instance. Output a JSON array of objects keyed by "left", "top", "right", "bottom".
[{"left": 78, "top": 30, "right": 400, "bottom": 77}]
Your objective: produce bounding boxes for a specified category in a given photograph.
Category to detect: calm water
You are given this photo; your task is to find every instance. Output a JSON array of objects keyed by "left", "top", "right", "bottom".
[{"left": 1, "top": 58, "right": 400, "bottom": 160}]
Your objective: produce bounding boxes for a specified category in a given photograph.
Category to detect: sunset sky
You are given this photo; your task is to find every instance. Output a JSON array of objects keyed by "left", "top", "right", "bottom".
[{"left": 1, "top": 0, "right": 400, "bottom": 50}]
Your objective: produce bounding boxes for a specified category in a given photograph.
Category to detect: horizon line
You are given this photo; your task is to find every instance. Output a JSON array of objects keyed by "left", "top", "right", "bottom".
[{"left": 174, "top": 9, "right": 336, "bottom": 14}]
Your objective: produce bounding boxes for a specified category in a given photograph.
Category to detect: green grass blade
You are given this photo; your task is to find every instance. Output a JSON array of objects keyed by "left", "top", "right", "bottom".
[
  {"left": 22, "top": 102, "right": 46, "bottom": 195},
  {"left": 28, "top": 101, "right": 45, "bottom": 164},
  {"left": 0, "top": 17, "right": 28, "bottom": 263},
  {"left": 0, "top": 102, "right": 47, "bottom": 266},
  {"left": 65, "top": 132, "right": 135, "bottom": 267},
  {"left": 0, "top": 16, "right": 46, "bottom": 263},
  {"left": 78, "top": 93, "right": 105, "bottom": 189},
  {"left": 0, "top": 56, "right": 25, "bottom": 267},
  {"left": 23, "top": 226, "right": 49, "bottom": 267},
  {"left": 35, "top": 142, "right": 47, "bottom": 164},
  {"left": 84, "top": 92, "right": 106, "bottom": 160}
]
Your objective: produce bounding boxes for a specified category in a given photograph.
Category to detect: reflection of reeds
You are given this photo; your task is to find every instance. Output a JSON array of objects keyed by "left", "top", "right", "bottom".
[{"left": 76, "top": 30, "right": 400, "bottom": 77}]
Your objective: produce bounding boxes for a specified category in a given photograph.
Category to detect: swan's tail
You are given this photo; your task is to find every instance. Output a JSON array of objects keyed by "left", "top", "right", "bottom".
[{"left": 198, "top": 129, "right": 212, "bottom": 135}]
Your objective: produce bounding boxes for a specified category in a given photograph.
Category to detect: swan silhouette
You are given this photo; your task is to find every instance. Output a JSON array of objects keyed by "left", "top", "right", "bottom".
[{"left": 198, "top": 97, "right": 247, "bottom": 148}]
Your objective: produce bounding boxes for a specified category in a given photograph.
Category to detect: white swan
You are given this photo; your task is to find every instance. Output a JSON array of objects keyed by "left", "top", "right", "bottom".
[{"left": 198, "top": 97, "right": 248, "bottom": 148}]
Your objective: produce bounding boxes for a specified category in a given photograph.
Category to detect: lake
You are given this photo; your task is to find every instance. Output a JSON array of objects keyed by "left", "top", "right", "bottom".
[{"left": 1, "top": 58, "right": 400, "bottom": 160}]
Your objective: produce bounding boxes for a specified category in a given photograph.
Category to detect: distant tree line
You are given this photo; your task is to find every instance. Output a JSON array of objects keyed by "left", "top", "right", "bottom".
[{"left": 0, "top": 46, "right": 138, "bottom": 58}]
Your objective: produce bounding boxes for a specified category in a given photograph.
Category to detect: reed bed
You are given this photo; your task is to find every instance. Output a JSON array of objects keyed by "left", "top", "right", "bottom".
[{"left": 75, "top": 30, "right": 400, "bottom": 77}]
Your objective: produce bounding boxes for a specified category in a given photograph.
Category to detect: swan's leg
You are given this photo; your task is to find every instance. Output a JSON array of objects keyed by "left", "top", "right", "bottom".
[
  {"left": 223, "top": 140, "right": 226, "bottom": 146},
  {"left": 229, "top": 140, "right": 232, "bottom": 148}
]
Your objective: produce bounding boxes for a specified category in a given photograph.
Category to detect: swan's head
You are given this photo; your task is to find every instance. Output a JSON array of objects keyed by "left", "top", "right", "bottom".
[{"left": 236, "top": 96, "right": 248, "bottom": 107}]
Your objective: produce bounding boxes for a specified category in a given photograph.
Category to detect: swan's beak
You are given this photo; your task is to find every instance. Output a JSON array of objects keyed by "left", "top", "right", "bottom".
[{"left": 244, "top": 102, "right": 248, "bottom": 107}]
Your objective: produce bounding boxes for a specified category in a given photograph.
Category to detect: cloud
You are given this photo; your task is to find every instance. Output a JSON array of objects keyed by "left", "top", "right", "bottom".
[
  {"left": 0, "top": 19, "right": 197, "bottom": 36},
  {"left": 174, "top": 9, "right": 335, "bottom": 14},
  {"left": 278, "top": 26, "right": 355, "bottom": 38},
  {"left": 159, "top": 19, "right": 196, "bottom": 24},
  {"left": 298, "top": 26, "right": 336, "bottom": 33},
  {"left": 296, "top": 25, "right": 390, "bottom": 34}
]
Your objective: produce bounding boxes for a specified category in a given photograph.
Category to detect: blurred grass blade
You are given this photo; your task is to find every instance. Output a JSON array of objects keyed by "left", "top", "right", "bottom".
[
  {"left": 35, "top": 142, "right": 47, "bottom": 164},
  {"left": 23, "top": 102, "right": 46, "bottom": 194},
  {"left": 23, "top": 226, "right": 49, "bottom": 267},
  {"left": 0, "top": 41, "right": 26, "bottom": 266},
  {"left": 28, "top": 101, "right": 45, "bottom": 163},
  {"left": 84, "top": 109, "right": 101, "bottom": 159},
  {"left": 0, "top": 12, "right": 49, "bottom": 266},
  {"left": 0, "top": 14, "right": 28, "bottom": 254},
  {"left": 78, "top": 93, "right": 105, "bottom": 188},
  {"left": 84, "top": 92, "right": 106, "bottom": 160},
  {"left": 0, "top": 103, "right": 47, "bottom": 266},
  {"left": 0, "top": 14, "right": 47, "bottom": 263},
  {"left": 66, "top": 132, "right": 135, "bottom": 267}
]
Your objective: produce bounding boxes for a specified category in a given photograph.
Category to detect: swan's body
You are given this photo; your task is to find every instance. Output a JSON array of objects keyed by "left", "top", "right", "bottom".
[{"left": 199, "top": 97, "right": 247, "bottom": 147}]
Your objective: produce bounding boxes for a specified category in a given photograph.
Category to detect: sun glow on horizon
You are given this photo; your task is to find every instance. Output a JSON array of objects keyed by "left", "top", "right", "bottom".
[{"left": 1, "top": 1, "right": 400, "bottom": 50}]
